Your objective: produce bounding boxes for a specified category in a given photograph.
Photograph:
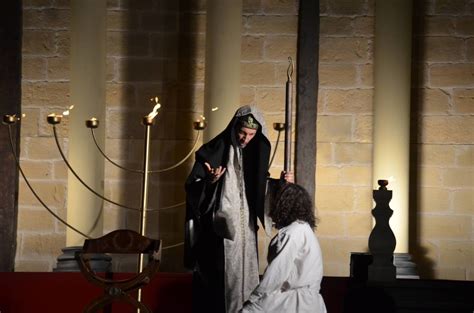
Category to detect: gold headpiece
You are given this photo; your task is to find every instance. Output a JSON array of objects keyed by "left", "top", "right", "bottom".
[{"left": 238, "top": 115, "right": 259, "bottom": 130}]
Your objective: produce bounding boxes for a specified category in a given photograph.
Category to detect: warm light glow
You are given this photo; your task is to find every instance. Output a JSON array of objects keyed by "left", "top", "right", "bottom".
[
  {"left": 48, "top": 113, "right": 63, "bottom": 118},
  {"left": 373, "top": 152, "right": 410, "bottom": 253},
  {"left": 211, "top": 107, "right": 219, "bottom": 111},
  {"left": 63, "top": 105, "right": 74, "bottom": 116},
  {"left": 147, "top": 97, "right": 161, "bottom": 120}
]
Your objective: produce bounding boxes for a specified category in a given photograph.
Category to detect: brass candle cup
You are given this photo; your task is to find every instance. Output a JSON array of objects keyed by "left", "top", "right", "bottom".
[
  {"left": 86, "top": 118, "right": 99, "bottom": 128},
  {"left": 273, "top": 122, "right": 285, "bottom": 131},
  {"left": 47, "top": 114, "right": 62, "bottom": 125},
  {"left": 3, "top": 115, "right": 17, "bottom": 125},
  {"left": 193, "top": 120, "right": 207, "bottom": 130},
  {"left": 143, "top": 115, "right": 156, "bottom": 126}
]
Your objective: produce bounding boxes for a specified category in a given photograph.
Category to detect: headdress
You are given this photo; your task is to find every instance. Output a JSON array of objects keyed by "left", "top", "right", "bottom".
[{"left": 238, "top": 114, "right": 259, "bottom": 130}]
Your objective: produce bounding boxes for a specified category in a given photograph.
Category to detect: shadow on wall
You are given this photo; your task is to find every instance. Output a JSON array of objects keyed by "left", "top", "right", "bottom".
[
  {"left": 409, "top": 0, "right": 434, "bottom": 279},
  {"left": 110, "top": 0, "right": 200, "bottom": 272}
]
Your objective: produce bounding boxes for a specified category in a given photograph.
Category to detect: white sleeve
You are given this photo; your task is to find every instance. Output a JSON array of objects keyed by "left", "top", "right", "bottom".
[{"left": 246, "top": 228, "right": 300, "bottom": 304}]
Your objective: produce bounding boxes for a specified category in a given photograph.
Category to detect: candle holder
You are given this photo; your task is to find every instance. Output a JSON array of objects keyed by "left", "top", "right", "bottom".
[
  {"left": 3, "top": 114, "right": 18, "bottom": 125},
  {"left": 47, "top": 114, "right": 62, "bottom": 125},
  {"left": 85, "top": 118, "right": 99, "bottom": 129},
  {"left": 193, "top": 120, "right": 207, "bottom": 130},
  {"left": 2, "top": 105, "right": 207, "bottom": 249},
  {"left": 273, "top": 122, "right": 285, "bottom": 131}
]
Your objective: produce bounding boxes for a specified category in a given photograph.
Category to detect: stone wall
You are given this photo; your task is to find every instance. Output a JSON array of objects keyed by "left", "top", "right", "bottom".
[
  {"left": 410, "top": 0, "right": 473, "bottom": 280},
  {"left": 16, "top": 0, "right": 472, "bottom": 280},
  {"left": 17, "top": 0, "right": 71, "bottom": 271}
]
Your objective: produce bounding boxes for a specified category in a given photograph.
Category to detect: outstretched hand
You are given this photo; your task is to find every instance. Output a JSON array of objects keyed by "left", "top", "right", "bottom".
[
  {"left": 205, "top": 162, "right": 226, "bottom": 184},
  {"left": 280, "top": 170, "right": 294, "bottom": 183}
]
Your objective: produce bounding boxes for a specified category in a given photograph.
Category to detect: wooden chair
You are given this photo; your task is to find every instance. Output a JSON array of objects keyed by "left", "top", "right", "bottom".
[{"left": 75, "top": 229, "right": 161, "bottom": 313}]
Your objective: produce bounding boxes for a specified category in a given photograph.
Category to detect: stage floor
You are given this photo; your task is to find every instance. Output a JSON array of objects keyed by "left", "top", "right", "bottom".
[{"left": 0, "top": 272, "right": 348, "bottom": 313}]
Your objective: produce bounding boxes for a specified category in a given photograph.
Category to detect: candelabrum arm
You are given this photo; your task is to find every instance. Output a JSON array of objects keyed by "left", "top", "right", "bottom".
[
  {"left": 90, "top": 129, "right": 202, "bottom": 174},
  {"left": 90, "top": 128, "right": 141, "bottom": 173},
  {"left": 7, "top": 124, "right": 92, "bottom": 239},
  {"left": 268, "top": 129, "right": 282, "bottom": 170},
  {"left": 52, "top": 125, "right": 142, "bottom": 211},
  {"left": 149, "top": 130, "right": 201, "bottom": 173}
]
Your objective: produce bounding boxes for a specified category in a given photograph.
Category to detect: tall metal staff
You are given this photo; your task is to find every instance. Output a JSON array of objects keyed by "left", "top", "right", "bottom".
[
  {"left": 137, "top": 99, "right": 161, "bottom": 311},
  {"left": 284, "top": 57, "right": 294, "bottom": 173}
]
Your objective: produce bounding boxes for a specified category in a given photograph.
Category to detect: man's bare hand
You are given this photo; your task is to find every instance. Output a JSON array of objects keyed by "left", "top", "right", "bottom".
[
  {"left": 205, "top": 162, "right": 226, "bottom": 184},
  {"left": 280, "top": 170, "right": 294, "bottom": 183}
]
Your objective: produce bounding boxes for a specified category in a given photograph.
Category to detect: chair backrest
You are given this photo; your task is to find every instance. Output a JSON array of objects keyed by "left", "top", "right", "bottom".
[
  {"left": 76, "top": 229, "right": 161, "bottom": 313},
  {"left": 82, "top": 229, "right": 160, "bottom": 256}
]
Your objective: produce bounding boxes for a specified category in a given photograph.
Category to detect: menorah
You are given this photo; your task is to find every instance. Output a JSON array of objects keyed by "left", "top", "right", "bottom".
[
  {"left": 3, "top": 100, "right": 210, "bottom": 311},
  {"left": 3, "top": 101, "right": 206, "bottom": 244},
  {"left": 2, "top": 101, "right": 293, "bottom": 245}
]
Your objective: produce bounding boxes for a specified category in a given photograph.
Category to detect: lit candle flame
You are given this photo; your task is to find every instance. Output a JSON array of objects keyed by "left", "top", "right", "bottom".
[
  {"left": 211, "top": 107, "right": 219, "bottom": 112},
  {"left": 147, "top": 97, "right": 161, "bottom": 120},
  {"left": 200, "top": 115, "right": 205, "bottom": 121},
  {"left": 62, "top": 105, "right": 74, "bottom": 116}
]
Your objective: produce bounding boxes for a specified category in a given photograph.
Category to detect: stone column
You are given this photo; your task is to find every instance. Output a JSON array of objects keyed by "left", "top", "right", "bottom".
[
  {"left": 55, "top": 0, "right": 108, "bottom": 272},
  {"left": 203, "top": 0, "right": 242, "bottom": 141},
  {"left": 373, "top": 0, "right": 412, "bottom": 254},
  {"left": 373, "top": 0, "right": 417, "bottom": 278},
  {"left": 66, "top": 0, "right": 106, "bottom": 246}
]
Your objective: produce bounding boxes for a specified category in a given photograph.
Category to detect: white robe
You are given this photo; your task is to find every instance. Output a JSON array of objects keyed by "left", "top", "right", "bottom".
[{"left": 242, "top": 221, "right": 327, "bottom": 313}]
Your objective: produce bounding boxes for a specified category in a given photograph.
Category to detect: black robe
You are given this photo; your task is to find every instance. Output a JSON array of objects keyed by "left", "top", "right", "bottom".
[{"left": 184, "top": 106, "right": 270, "bottom": 313}]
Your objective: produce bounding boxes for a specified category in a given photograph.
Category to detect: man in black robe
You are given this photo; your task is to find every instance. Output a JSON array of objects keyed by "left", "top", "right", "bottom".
[{"left": 185, "top": 105, "right": 283, "bottom": 313}]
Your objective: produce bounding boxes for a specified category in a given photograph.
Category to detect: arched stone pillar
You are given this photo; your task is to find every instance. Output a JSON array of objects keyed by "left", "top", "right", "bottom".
[{"left": 203, "top": 0, "right": 242, "bottom": 140}]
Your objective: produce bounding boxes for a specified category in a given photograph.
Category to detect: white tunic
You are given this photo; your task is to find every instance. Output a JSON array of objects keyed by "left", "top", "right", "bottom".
[{"left": 242, "top": 221, "right": 327, "bottom": 313}]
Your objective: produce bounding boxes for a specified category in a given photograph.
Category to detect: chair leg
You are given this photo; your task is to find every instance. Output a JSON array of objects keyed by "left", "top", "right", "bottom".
[
  {"left": 121, "top": 292, "right": 151, "bottom": 313},
  {"left": 83, "top": 295, "right": 115, "bottom": 313},
  {"left": 83, "top": 293, "right": 151, "bottom": 313}
]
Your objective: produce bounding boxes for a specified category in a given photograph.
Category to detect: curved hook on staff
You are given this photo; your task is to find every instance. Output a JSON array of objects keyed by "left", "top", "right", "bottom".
[{"left": 287, "top": 56, "right": 294, "bottom": 82}]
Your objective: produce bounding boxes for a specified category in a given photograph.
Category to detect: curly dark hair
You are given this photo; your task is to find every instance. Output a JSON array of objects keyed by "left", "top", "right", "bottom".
[{"left": 270, "top": 183, "right": 316, "bottom": 229}]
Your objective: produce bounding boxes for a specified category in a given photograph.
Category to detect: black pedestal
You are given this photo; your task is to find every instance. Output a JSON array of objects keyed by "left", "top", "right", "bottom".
[
  {"left": 53, "top": 246, "right": 112, "bottom": 272},
  {"left": 350, "top": 252, "right": 419, "bottom": 281}
]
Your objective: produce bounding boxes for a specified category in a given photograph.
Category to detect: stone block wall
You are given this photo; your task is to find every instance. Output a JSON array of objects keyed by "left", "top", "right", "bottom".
[
  {"left": 16, "top": 0, "right": 472, "bottom": 280},
  {"left": 411, "top": 0, "right": 473, "bottom": 280},
  {"left": 314, "top": 0, "right": 376, "bottom": 276},
  {"left": 17, "top": 0, "right": 71, "bottom": 271}
]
